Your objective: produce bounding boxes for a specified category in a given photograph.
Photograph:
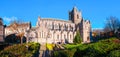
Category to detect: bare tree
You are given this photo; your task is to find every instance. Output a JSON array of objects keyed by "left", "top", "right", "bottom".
[
  {"left": 104, "top": 16, "right": 120, "bottom": 33},
  {"left": 10, "top": 20, "right": 25, "bottom": 44}
]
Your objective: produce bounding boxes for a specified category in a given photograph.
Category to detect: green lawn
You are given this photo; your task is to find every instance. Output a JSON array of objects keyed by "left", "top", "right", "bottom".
[
  {"left": 53, "top": 37, "right": 120, "bottom": 57},
  {"left": 63, "top": 43, "right": 82, "bottom": 49}
]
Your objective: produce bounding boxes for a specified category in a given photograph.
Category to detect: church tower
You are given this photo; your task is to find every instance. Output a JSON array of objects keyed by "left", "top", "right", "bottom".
[
  {"left": 69, "top": 6, "right": 82, "bottom": 25},
  {"left": 69, "top": 6, "right": 91, "bottom": 43}
]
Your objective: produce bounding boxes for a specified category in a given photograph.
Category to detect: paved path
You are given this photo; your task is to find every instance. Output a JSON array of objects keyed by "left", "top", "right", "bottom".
[
  {"left": 39, "top": 44, "right": 46, "bottom": 57},
  {"left": 38, "top": 44, "right": 65, "bottom": 57},
  {"left": 39, "top": 44, "right": 50, "bottom": 57}
]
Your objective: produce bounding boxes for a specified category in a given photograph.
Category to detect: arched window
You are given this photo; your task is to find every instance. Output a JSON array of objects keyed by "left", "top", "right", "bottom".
[
  {"left": 54, "top": 24, "right": 58, "bottom": 30},
  {"left": 57, "top": 35, "right": 59, "bottom": 40},
  {"left": 59, "top": 23, "right": 61, "bottom": 30},
  {"left": 64, "top": 35, "right": 66, "bottom": 39},
  {"left": 70, "top": 35, "right": 72, "bottom": 40},
  {"left": 52, "top": 22, "right": 54, "bottom": 30},
  {"left": 45, "top": 22, "right": 47, "bottom": 27},
  {"left": 77, "top": 14, "right": 79, "bottom": 19},
  {"left": 64, "top": 24, "right": 67, "bottom": 31},
  {"left": 87, "top": 37, "right": 89, "bottom": 41}
]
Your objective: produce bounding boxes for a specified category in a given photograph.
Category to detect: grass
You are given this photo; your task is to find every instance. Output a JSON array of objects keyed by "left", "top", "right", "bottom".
[
  {"left": 63, "top": 43, "right": 82, "bottom": 49},
  {"left": 53, "top": 37, "right": 120, "bottom": 57}
]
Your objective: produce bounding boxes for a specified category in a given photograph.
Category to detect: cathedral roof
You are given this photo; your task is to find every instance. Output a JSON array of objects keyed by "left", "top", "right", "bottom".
[
  {"left": 30, "top": 27, "right": 37, "bottom": 31},
  {"left": 6, "top": 22, "right": 31, "bottom": 28},
  {"left": 41, "top": 18, "right": 74, "bottom": 24}
]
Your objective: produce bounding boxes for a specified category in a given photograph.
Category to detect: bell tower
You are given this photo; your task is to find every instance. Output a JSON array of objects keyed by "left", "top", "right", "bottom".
[{"left": 69, "top": 6, "right": 82, "bottom": 25}]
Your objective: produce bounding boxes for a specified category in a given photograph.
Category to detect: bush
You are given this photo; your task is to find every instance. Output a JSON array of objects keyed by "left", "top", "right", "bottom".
[
  {"left": 53, "top": 48, "right": 76, "bottom": 57},
  {"left": 58, "top": 37, "right": 120, "bottom": 57},
  {"left": 46, "top": 43, "right": 55, "bottom": 50},
  {"left": 73, "top": 31, "right": 82, "bottom": 44},
  {"left": 0, "top": 42, "right": 40, "bottom": 57},
  {"left": 108, "top": 50, "right": 120, "bottom": 57},
  {"left": 54, "top": 51, "right": 67, "bottom": 57}
]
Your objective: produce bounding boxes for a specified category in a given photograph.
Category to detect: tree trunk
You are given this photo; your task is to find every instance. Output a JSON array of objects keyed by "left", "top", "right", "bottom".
[{"left": 21, "top": 37, "right": 23, "bottom": 44}]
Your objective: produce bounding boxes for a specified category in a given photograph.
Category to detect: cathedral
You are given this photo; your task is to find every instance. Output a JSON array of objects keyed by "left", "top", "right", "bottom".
[{"left": 5, "top": 7, "right": 91, "bottom": 44}]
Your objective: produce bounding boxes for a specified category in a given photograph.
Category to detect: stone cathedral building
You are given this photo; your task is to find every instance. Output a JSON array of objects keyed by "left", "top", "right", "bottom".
[
  {"left": 5, "top": 7, "right": 91, "bottom": 44},
  {"left": 28, "top": 7, "right": 91, "bottom": 44}
]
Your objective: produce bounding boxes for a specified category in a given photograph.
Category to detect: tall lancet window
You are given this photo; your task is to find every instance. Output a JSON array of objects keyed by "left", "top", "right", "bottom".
[
  {"left": 57, "top": 35, "right": 59, "bottom": 40},
  {"left": 64, "top": 35, "right": 66, "bottom": 39},
  {"left": 64, "top": 24, "right": 67, "bottom": 31},
  {"left": 77, "top": 14, "right": 79, "bottom": 19},
  {"left": 56, "top": 24, "right": 59, "bottom": 30},
  {"left": 59, "top": 23, "right": 61, "bottom": 30},
  {"left": 48, "top": 23, "right": 52, "bottom": 30},
  {"left": 52, "top": 22, "right": 54, "bottom": 30}
]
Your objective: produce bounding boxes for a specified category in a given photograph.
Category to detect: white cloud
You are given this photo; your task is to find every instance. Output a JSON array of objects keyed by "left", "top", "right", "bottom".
[
  {"left": 3, "top": 16, "right": 18, "bottom": 22},
  {"left": 92, "top": 28, "right": 103, "bottom": 31}
]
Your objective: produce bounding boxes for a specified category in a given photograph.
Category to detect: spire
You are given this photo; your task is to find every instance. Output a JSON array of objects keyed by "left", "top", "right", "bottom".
[{"left": 36, "top": 16, "right": 41, "bottom": 27}]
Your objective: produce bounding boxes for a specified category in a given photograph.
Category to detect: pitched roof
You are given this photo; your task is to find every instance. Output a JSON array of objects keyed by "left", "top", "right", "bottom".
[
  {"left": 41, "top": 18, "right": 74, "bottom": 24},
  {"left": 6, "top": 22, "right": 31, "bottom": 28}
]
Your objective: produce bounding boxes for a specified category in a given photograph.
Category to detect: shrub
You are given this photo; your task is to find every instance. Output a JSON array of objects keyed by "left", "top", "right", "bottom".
[
  {"left": 0, "top": 42, "right": 40, "bottom": 57},
  {"left": 73, "top": 31, "right": 82, "bottom": 44},
  {"left": 53, "top": 48, "right": 76, "bottom": 57},
  {"left": 46, "top": 43, "right": 55, "bottom": 50},
  {"left": 108, "top": 50, "right": 120, "bottom": 57},
  {"left": 63, "top": 37, "right": 120, "bottom": 57}
]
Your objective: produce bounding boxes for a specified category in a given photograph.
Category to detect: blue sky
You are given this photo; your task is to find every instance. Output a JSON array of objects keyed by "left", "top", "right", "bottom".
[{"left": 0, "top": 0, "right": 120, "bottom": 29}]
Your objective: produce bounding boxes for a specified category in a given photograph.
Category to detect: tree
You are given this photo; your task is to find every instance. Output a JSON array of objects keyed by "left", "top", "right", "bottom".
[
  {"left": 9, "top": 20, "right": 25, "bottom": 44},
  {"left": 104, "top": 16, "right": 120, "bottom": 33},
  {"left": 73, "top": 31, "right": 82, "bottom": 43}
]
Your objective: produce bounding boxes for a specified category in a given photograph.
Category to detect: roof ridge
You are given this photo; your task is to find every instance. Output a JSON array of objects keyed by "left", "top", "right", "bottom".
[{"left": 41, "top": 18, "right": 73, "bottom": 23}]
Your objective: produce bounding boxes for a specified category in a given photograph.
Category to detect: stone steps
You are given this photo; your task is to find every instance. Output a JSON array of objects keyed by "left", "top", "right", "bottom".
[{"left": 39, "top": 45, "right": 46, "bottom": 57}]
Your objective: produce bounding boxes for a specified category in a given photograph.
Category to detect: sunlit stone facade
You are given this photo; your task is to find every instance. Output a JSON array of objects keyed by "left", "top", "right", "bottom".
[
  {"left": 34, "top": 18, "right": 76, "bottom": 44},
  {"left": 30, "top": 7, "right": 91, "bottom": 44}
]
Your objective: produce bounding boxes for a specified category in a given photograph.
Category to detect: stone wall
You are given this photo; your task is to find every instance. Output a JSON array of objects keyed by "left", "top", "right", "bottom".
[
  {"left": 35, "top": 18, "right": 76, "bottom": 44},
  {"left": 0, "top": 19, "right": 4, "bottom": 42}
]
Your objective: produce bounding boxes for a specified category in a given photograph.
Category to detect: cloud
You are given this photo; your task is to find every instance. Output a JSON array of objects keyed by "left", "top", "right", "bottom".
[
  {"left": 3, "top": 16, "right": 18, "bottom": 22},
  {"left": 92, "top": 28, "right": 103, "bottom": 31}
]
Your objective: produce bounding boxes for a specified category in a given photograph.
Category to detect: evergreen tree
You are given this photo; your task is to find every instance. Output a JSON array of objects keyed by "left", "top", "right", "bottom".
[{"left": 73, "top": 31, "right": 82, "bottom": 43}]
